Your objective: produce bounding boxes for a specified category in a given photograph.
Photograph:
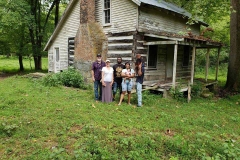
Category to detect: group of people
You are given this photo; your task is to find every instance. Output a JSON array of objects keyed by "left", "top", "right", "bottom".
[{"left": 91, "top": 53, "right": 144, "bottom": 107}]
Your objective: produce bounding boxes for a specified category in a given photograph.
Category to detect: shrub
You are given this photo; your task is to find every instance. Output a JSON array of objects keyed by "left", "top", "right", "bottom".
[
  {"left": 41, "top": 69, "right": 87, "bottom": 89},
  {"left": 58, "top": 68, "right": 85, "bottom": 88},
  {"left": 41, "top": 73, "right": 62, "bottom": 87},
  {"left": 191, "top": 82, "right": 203, "bottom": 98},
  {"left": 169, "top": 86, "right": 184, "bottom": 101}
]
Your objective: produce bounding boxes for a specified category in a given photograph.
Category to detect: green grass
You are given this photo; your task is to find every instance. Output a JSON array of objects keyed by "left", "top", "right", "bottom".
[
  {"left": 195, "top": 64, "right": 228, "bottom": 87},
  {"left": 0, "top": 76, "right": 240, "bottom": 159},
  {"left": 0, "top": 55, "right": 48, "bottom": 73}
]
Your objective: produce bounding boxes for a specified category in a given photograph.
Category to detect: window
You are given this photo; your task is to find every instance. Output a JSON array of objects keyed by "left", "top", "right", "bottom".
[
  {"left": 55, "top": 48, "right": 59, "bottom": 62},
  {"left": 104, "top": 0, "right": 110, "bottom": 24},
  {"left": 182, "top": 46, "right": 190, "bottom": 67},
  {"left": 148, "top": 45, "right": 158, "bottom": 68}
]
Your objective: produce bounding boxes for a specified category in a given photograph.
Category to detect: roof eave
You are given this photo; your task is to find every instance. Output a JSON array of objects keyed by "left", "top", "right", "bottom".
[{"left": 44, "top": 0, "right": 77, "bottom": 51}]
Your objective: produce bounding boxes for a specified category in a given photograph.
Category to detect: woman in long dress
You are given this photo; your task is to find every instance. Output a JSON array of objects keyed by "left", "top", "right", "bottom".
[{"left": 101, "top": 59, "right": 114, "bottom": 103}]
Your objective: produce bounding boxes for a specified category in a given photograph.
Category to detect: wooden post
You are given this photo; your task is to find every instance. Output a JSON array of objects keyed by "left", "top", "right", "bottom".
[
  {"left": 172, "top": 42, "right": 178, "bottom": 89},
  {"left": 187, "top": 80, "right": 191, "bottom": 103},
  {"left": 205, "top": 48, "right": 210, "bottom": 82},
  {"left": 215, "top": 47, "right": 221, "bottom": 81},
  {"left": 191, "top": 46, "right": 196, "bottom": 85}
]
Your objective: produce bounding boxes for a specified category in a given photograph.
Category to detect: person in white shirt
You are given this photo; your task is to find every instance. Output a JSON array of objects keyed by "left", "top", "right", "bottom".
[
  {"left": 118, "top": 62, "right": 135, "bottom": 105},
  {"left": 101, "top": 59, "right": 114, "bottom": 103}
]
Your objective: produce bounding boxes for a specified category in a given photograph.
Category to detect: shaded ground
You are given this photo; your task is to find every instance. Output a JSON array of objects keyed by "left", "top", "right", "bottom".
[
  {"left": 0, "top": 72, "right": 15, "bottom": 80},
  {"left": 0, "top": 72, "right": 46, "bottom": 81}
]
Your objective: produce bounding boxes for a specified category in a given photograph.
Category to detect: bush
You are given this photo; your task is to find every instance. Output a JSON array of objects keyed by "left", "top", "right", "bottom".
[
  {"left": 58, "top": 68, "right": 86, "bottom": 88},
  {"left": 41, "top": 69, "right": 87, "bottom": 89},
  {"left": 169, "top": 86, "right": 184, "bottom": 101},
  {"left": 191, "top": 82, "right": 203, "bottom": 98},
  {"left": 41, "top": 73, "right": 62, "bottom": 87}
]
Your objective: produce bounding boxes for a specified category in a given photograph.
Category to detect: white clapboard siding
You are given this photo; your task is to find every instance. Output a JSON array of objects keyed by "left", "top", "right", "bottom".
[
  {"left": 95, "top": 0, "right": 102, "bottom": 24},
  {"left": 47, "top": 0, "right": 80, "bottom": 72},
  {"left": 138, "top": 7, "right": 200, "bottom": 35},
  {"left": 95, "top": 0, "right": 138, "bottom": 33}
]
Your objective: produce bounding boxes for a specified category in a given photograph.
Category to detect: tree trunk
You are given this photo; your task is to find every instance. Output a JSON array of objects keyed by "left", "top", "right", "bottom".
[
  {"left": 225, "top": 0, "right": 240, "bottom": 91},
  {"left": 55, "top": 0, "right": 60, "bottom": 27},
  {"left": 18, "top": 55, "right": 24, "bottom": 71}
]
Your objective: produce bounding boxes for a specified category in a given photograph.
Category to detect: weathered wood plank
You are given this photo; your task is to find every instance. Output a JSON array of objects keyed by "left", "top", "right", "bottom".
[
  {"left": 144, "top": 34, "right": 184, "bottom": 41},
  {"left": 144, "top": 41, "right": 177, "bottom": 45},
  {"left": 108, "top": 31, "right": 136, "bottom": 36},
  {"left": 108, "top": 35, "right": 133, "bottom": 40},
  {"left": 108, "top": 43, "right": 133, "bottom": 46},
  {"left": 108, "top": 45, "right": 133, "bottom": 50},
  {"left": 108, "top": 39, "right": 133, "bottom": 43},
  {"left": 133, "top": 49, "right": 147, "bottom": 54},
  {"left": 108, "top": 50, "right": 132, "bottom": 54},
  {"left": 172, "top": 44, "right": 178, "bottom": 88},
  {"left": 107, "top": 53, "right": 132, "bottom": 58},
  {"left": 190, "top": 47, "right": 196, "bottom": 84}
]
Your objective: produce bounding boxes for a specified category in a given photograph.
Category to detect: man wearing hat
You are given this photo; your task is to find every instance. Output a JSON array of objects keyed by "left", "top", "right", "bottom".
[{"left": 91, "top": 54, "right": 106, "bottom": 101}]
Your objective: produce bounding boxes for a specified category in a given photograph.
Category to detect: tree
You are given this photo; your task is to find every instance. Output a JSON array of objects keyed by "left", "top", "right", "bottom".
[
  {"left": 225, "top": 0, "right": 240, "bottom": 91},
  {"left": 0, "top": 0, "right": 31, "bottom": 71},
  {"left": 0, "top": 0, "right": 67, "bottom": 70}
]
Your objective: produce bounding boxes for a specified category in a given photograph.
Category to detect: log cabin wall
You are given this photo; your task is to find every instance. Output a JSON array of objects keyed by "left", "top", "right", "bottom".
[
  {"left": 106, "top": 32, "right": 135, "bottom": 65},
  {"left": 175, "top": 45, "right": 192, "bottom": 81}
]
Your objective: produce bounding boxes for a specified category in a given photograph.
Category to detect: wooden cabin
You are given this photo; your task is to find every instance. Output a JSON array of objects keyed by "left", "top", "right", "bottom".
[{"left": 44, "top": 0, "right": 222, "bottom": 94}]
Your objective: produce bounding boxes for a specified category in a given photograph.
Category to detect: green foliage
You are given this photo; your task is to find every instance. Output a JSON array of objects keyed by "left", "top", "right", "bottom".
[
  {"left": 169, "top": 86, "right": 184, "bottom": 101},
  {"left": 41, "top": 68, "right": 87, "bottom": 89},
  {"left": 0, "top": 122, "right": 18, "bottom": 137},
  {"left": 58, "top": 68, "right": 85, "bottom": 88},
  {"left": 41, "top": 73, "right": 63, "bottom": 87},
  {"left": 191, "top": 82, "right": 203, "bottom": 98}
]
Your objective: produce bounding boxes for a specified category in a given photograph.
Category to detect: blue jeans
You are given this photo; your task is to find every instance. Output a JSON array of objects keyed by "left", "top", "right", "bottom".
[
  {"left": 136, "top": 82, "right": 142, "bottom": 107},
  {"left": 122, "top": 80, "right": 133, "bottom": 92},
  {"left": 94, "top": 80, "right": 102, "bottom": 100},
  {"left": 113, "top": 82, "right": 122, "bottom": 95}
]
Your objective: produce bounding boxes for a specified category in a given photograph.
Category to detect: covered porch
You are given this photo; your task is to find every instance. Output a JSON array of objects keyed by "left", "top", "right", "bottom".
[{"left": 140, "top": 32, "right": 223, "bottom": 99}]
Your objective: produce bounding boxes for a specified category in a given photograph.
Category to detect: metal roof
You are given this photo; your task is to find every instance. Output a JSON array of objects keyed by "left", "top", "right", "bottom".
[
  {"left": 139, "top": 0, "right": 191, "bottom": 17},
  {"left": 135, "top": 0, "right": 208, "bottom": 26}
]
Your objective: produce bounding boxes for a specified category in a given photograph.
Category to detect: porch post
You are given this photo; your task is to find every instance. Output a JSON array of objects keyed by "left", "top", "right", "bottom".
[
  {"left": 191, "top": 46, "right": 196, "bottom": 85},
  {"left": 215, "top": 47, "right": 221, "bottom": 80},
  {"left": 172, "top": 42, "right": 178, "bottom": 89},
  {"left": 205, "top": 48, "right": 210, "bottom": 82}
]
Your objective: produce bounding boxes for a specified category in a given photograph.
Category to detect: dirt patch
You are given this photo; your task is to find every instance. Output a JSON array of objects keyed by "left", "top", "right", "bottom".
[{"left": 0, "top": 72, "right": 15, "bottom": 80}]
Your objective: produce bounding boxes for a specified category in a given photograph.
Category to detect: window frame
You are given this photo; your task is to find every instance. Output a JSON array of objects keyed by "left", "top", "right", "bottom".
[
  {"left": 103, "top": 0, "right": 111, "bottom": 26},
  {"left": 147, "top": 45, "right": 158, "bottom": 69},
  {"left": 55, "top": 47, "right": 59, "bottom": 62}
]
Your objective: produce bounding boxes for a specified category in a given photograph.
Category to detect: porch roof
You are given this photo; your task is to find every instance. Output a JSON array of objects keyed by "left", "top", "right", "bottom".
[{"left": 143, "top": 31, "right": 223, "bottom": 48}]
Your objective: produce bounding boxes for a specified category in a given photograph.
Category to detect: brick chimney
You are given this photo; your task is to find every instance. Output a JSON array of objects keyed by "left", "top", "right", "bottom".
[
  {"left": 74, "top": 0, "right": 108, "bottom": 82},
  {"left": 80, "top": 0, "right": 95, "bottom": 23}
]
